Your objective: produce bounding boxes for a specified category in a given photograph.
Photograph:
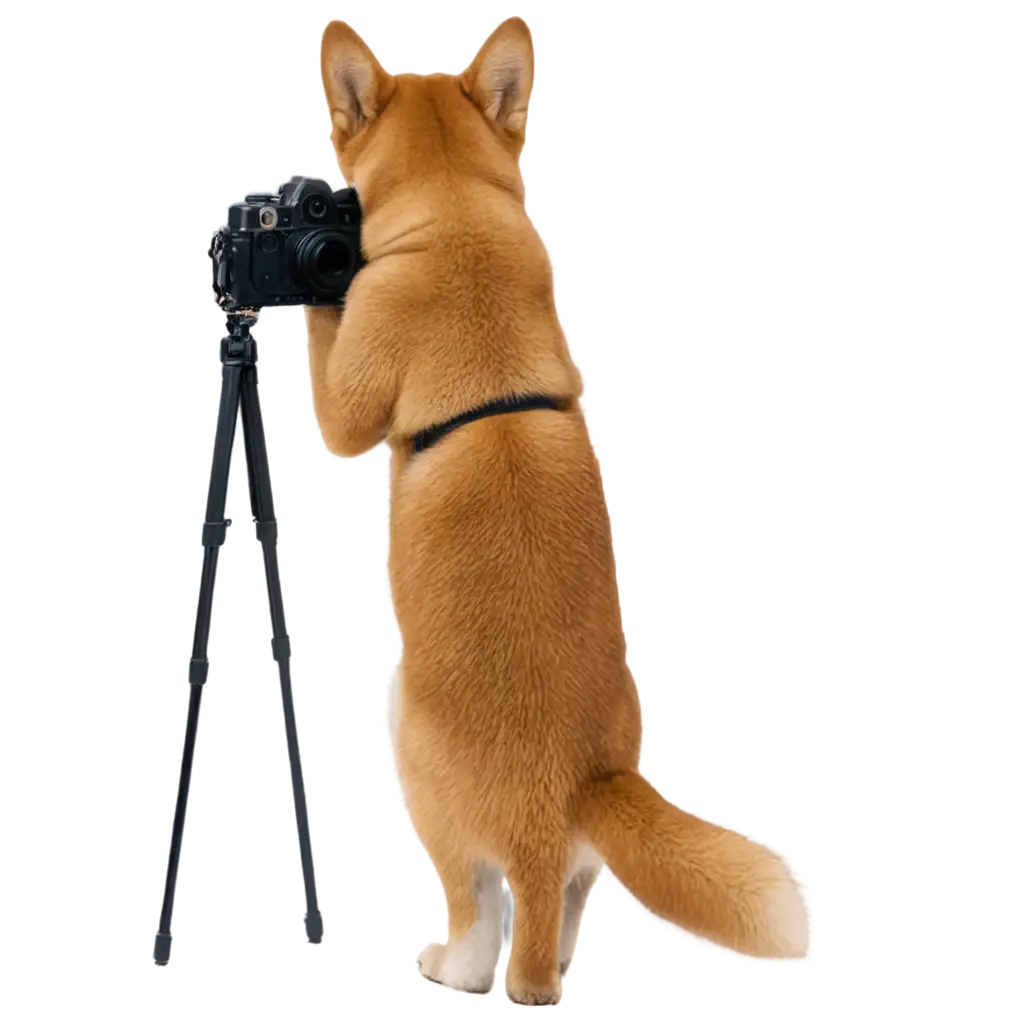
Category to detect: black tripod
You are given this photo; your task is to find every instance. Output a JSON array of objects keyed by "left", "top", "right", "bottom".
[{"left": 154, "top": 311, "right": 323, "bottom": 965}]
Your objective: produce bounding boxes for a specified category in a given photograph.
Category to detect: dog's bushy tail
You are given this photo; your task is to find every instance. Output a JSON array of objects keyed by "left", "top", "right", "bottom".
[{"left": 578, "top": 770, "right": 808, "bottom": 957}]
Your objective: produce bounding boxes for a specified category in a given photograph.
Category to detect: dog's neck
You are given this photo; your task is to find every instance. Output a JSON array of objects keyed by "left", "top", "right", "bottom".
[
  {"left": 359, "top": 201, "right": 443, "bottom": 263},
  {"left": 357, "top": 178, "right": 522, "bottom": 263}
]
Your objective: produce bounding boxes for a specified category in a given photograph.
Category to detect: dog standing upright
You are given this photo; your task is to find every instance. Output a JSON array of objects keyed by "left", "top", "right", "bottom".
[{"left": 306, "top": 18, "right": 808, "bottom": 1005}]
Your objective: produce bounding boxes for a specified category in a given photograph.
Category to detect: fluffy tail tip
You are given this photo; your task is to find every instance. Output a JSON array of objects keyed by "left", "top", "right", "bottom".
[{"left": 754, "top": 865, "right": 809, "bottom": 958}]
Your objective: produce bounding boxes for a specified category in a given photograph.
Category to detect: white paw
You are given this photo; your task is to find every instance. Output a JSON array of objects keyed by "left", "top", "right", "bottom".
[
  {"left": 413, "top": 937, "right": 446, "bottom": 983},
  {"left": 417, "top": 937, "right": 495, "bottom": 994},
  {"left": 440, "top": 921, "right": 503, "bottom": 991}
]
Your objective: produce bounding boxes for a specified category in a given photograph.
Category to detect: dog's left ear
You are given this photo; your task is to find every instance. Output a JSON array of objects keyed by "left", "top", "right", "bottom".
[
  {"left": 461, "top": 18, "right": 534, "bottom": 147},
  {"left": 321, "top": 22, "right": 394, "bottom": 150}
]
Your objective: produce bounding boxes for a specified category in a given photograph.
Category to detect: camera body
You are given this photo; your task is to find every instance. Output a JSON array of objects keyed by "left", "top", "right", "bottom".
[{"left": 210, "top": 176, "right": 363, "bottom": 311}]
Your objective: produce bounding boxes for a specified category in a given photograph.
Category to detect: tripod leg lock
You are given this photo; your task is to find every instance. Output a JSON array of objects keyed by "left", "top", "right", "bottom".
[
  {"left": 189, "top": 658, "right": 209, "bottom": 685},
  {"left": 268, "top": 634, "right": 292, "bottom": 659},
  {"left": 202, "top": 519, "right": 232, "bottom": 547},
  {"left": 255, "top": 518, "right": 278, "bottom": 544}
]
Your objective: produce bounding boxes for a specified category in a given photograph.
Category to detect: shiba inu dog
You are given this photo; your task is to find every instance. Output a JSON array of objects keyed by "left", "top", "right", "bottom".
[{"left": 306, "top": 17, "right": 808, "bottom": 1005}]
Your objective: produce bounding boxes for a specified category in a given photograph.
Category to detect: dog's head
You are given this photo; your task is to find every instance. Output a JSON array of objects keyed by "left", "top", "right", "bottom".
[{"left": 319, "top": 19, "right": 534, "bottom": 208}]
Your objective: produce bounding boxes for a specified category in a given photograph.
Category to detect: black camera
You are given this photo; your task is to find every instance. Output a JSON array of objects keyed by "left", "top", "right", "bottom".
[{"left": 210, "top": 176, "right": 363, "bottom": 311}]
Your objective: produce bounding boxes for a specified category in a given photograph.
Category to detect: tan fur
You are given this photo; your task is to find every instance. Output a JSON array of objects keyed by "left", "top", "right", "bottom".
[{"left": 310, "top": 18, "right": 808, "bottom": 1004}]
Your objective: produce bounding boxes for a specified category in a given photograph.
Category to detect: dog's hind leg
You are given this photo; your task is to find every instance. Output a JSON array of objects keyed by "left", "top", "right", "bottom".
[
  {"left": 417, "top": 857, "right": 504, "bottom": 994},
  {"left": 505, "top": 858, "right": 566, "bottom": 1005}
]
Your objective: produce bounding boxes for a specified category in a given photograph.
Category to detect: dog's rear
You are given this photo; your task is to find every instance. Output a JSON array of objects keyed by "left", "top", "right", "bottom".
[{"left": 309, "top": 18, "right": 807, "bottom": 1004}]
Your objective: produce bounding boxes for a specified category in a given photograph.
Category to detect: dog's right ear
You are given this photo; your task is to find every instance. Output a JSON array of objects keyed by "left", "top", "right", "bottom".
[{"left": 321, "top": 22, "right": 393, "bottom": 149}]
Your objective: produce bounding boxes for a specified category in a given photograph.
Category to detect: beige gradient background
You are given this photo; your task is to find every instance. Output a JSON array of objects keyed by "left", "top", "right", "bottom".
[{"left": 0, "top": 8, "right": 1019, "bottom": 1024}]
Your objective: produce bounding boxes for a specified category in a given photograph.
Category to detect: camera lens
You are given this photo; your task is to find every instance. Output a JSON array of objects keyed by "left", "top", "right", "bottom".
[
  {"left": 314, "top": 239, "right": 350, "bottom": 279},
  {"left": 293, "top": 230, "right": 355, "bottom": 295}
]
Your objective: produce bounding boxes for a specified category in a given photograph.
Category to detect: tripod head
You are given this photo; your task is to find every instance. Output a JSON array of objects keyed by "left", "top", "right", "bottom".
[{"left": 220, "top": 309, "right": 264, "bottom": 370}]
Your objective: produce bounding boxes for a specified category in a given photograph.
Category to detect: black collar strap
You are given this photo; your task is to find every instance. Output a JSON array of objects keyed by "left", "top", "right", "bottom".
[{"left": 410, "top": 393, "right": 567, "bottom": 455}]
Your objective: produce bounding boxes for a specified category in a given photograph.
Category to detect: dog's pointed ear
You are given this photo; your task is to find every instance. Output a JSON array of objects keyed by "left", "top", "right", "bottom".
[
  {"left": 461, "top": 18, "right": 534, "bottom": 144},
  {"left": 321, "top": 22, "right": 393, "bottom": 148}
]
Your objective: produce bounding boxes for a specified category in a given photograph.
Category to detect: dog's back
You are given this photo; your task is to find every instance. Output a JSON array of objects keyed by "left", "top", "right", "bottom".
[
  {"left": 339, "top": 58, "right": 643, "bottom": 943},
  {"left": 391, "top": 399, "right": 642, "bottom": 814}
]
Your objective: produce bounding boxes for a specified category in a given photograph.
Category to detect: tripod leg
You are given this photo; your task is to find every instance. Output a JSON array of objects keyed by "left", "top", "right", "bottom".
[
  {"left": 240, "top": 364, "right": 324, "bottom": 944},
  {"left": 154, "top": 362, "right": 243, "bottom": 965}
]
